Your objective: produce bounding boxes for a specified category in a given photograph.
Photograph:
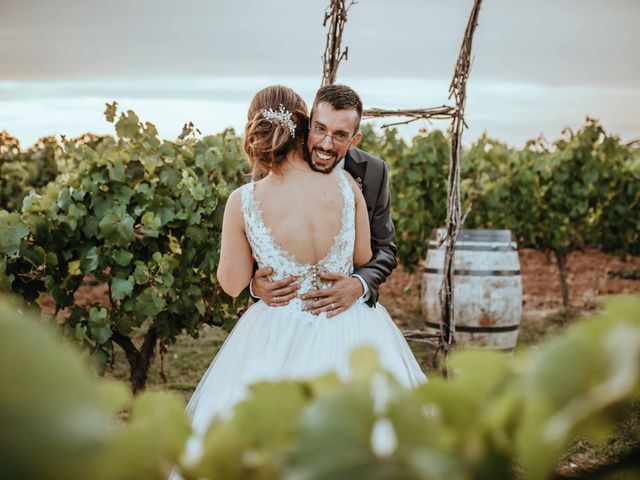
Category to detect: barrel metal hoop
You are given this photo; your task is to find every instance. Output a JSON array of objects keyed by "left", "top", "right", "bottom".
[
  {"left": 427, "top": 244, "right": 517, "bottom": 252},
  {"left": 459, "top": 346, "right": 516, "bottom": 352},
  {"left": 428, "top": 229, "right": 516, "bottom": 243},
  {"left": 423, "top": 268, "right": 521, "bottom": 276},
  {"left": 425, "top": 321, "right": 520, "bottom": 333}
]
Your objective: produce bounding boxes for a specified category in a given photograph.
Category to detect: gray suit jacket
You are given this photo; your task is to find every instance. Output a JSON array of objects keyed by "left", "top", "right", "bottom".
[{"left": 344, "top": 147, "right": 398, "bottom": 306}]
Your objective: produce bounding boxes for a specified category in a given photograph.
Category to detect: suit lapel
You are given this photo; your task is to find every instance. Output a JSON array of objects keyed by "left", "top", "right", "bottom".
[{"left": 344, "top": 149, "right": 368, "bottom": 188}]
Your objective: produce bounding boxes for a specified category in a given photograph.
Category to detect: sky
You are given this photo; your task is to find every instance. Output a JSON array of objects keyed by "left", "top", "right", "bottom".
[{"left": 1, "top": 0, "right": 639, "bottom": 148}]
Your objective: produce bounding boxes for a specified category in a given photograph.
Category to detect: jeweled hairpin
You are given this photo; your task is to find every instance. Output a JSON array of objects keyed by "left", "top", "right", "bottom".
[{"left": 260, "top": 104, "right": 296, "bottom": 138}]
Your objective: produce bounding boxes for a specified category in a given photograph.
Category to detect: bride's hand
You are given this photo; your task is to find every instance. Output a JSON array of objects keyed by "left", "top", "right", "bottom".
[
  {"left": 252, "top": 267, "right": 299, "bottom": 307},
  {"left": 301, "top": 272, "right": 364, "bottom": 318}
]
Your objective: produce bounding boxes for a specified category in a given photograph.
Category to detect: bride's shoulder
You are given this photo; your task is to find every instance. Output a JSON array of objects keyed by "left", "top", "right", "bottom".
[
  {"left": 229, "top": 181, "right": 254, "bottom": 198},
  {"left": 225, "top": 183, "right": 252, "bottom": 210}
]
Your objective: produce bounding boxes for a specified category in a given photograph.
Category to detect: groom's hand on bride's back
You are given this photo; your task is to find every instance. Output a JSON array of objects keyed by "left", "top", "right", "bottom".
[
  {"left": 301, "top": 272, "right": 364, "bottom": 318},
  {"left": 251, "top": 267, "right": 299, "bottom": 307}
]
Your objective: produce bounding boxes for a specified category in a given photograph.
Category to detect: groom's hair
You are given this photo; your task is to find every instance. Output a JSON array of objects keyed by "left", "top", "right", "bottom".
[{"left": 311, "top": 84, "right": 363, "bottom": 133}]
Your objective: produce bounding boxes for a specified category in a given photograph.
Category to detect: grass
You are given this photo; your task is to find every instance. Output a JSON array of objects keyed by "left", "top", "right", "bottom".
[
  {"left": 555, "top": 400, "right": 640, "bottom": 478},
  {"left": 106, "top": 325, "right": 227, "bottom": 403},
  {"left": 517, "top": 308, "right": 581, "bottom": 348}
]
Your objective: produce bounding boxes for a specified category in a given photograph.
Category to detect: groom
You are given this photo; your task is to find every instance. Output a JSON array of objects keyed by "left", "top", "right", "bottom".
[{"left": 251, "top": 84, "right": 397, "bottom": 317}]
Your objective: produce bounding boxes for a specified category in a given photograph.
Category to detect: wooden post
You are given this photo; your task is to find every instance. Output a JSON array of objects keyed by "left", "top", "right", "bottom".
[
  {"left": 439, "top": 0, "right": 483, "bottom": 358},
  {"left": 321, "top": 0, "right": 354, "bottom": 87}
]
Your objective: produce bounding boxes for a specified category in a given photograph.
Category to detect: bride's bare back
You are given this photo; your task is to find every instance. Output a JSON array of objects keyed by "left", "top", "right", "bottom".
[
  {"left": 217, "top": 155, "right": 371, "bottom": 297},
  {"left": 254, "top": 167, "right": 344, "bottom": 266}
]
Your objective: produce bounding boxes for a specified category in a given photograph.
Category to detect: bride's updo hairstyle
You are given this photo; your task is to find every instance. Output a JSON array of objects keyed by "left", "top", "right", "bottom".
[{"left": 244, "top": 85, "right": 309, "bottom": 178}]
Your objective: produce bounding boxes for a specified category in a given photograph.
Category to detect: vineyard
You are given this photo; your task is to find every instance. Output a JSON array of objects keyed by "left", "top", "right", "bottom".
[
  {"left": 1, "top": 105, "right": 640, "bottom": 479},
  {"left": 359, "top": 120, "right": 640, "bottom": 307}
]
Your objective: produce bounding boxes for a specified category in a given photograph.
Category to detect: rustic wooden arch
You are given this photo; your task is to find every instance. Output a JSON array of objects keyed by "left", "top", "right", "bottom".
[{"left": 320, "top": 0, "right": 484, "bottom": 363}]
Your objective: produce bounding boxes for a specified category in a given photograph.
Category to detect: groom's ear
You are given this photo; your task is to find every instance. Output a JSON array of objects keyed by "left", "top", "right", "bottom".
[{"left": 349, "top": 131, "right": 363, "bottom": 150}]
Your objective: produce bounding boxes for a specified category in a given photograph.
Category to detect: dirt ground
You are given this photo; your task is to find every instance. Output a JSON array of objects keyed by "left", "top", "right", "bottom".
[{"left": 520, "top": 247, "right": 640, "bottom": 313}]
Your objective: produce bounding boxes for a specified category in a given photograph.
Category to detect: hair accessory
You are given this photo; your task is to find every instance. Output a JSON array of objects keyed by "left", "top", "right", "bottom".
[{"left": 260, "top": 104, "right": 296, "bottom": 138}]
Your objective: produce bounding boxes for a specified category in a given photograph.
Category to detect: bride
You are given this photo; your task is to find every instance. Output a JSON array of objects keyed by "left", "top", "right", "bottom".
[{"left": 174, "top": 85, "right": 426, "bottom": 471}]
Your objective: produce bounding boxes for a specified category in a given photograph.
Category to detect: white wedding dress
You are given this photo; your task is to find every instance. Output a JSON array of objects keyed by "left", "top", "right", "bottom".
[{"left": 174, "top": 170, "right": 426, "bottom": 472}]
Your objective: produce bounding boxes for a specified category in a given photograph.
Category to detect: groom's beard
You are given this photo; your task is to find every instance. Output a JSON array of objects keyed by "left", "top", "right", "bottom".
[{"left": 304, "top": 145, "right": 341, "bottom": 174}]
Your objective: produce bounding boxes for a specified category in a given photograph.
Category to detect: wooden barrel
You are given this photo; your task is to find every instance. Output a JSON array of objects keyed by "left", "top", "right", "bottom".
[{"left": 421, "top": 229, "right": 522, "bottom": 351}]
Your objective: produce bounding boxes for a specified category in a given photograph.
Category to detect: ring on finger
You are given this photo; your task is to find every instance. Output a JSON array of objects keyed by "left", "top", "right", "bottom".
[
  {"left": 331, "top": 303, "right": 335, "bottom": 310},
  {"left": 273, "top": 296, "right": 279, "bottom": 303}
]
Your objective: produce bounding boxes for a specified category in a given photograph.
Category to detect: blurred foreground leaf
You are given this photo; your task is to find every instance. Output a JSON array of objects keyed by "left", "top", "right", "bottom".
[{"left": 0, "top": 295, "right": 129, "bottom": 480}]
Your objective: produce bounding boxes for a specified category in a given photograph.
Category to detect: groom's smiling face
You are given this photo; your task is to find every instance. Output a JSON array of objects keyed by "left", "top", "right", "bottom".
[{"left": 306, "top": 101, "right": 362, "bottom": 173}]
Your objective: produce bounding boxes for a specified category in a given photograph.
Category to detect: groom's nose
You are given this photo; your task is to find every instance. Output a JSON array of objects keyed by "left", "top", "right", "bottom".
[{"left": 319, "top": 134, "right": 334, "bottom": 149}]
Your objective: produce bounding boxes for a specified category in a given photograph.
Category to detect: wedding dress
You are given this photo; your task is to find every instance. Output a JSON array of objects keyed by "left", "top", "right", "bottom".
[{"left": 174, "top": 170, "right": 427, "bottom": 471}]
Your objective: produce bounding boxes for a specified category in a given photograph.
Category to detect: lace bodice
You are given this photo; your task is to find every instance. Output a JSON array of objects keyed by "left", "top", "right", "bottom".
[{"left": 240, "top": 170, "right": 355, "bottom": 311}]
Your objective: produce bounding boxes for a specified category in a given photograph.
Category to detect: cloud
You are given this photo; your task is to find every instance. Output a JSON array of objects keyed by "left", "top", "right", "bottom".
[{"left": 2, "top": 0, "right": 639, "bottom": 88}]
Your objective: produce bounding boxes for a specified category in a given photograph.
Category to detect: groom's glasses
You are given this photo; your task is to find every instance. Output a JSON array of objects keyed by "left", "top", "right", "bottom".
[{"left": 308, "top": 123, "right": 353, "bottom": 145}]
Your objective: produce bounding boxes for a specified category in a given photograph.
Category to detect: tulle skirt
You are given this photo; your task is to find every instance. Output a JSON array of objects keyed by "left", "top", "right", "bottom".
[{"left": 172, "top": 300, "right": 427, "bottom": 476}]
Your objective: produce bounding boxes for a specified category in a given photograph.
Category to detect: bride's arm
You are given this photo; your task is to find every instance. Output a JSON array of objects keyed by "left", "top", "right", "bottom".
[
  {"left": 217, "top": 189, "right": 254, "bottom": 297},
  {"left": 349, "top": 179, "right": 373, "bottom": 267}
]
